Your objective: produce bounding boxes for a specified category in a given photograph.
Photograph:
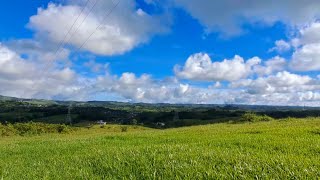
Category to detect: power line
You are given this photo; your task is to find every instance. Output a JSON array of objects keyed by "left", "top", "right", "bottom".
[
  {"left": 74, "top": 0, "right": 120, "bottom": 53},
  {"left": 55, "top": 0, "right": 100, "bottom": 55},
  {"left": 37, "top": 0, "right": 99, "bottom": 77},
  {"left": 14, "top": 0, "right": 122, "bottom": 126},
  {"left": 22, "top": 0, "right": 100, "bottom": 99},
  {"left": 62, "top": 0, "right": 120, "bottom": 126},
  {"left": 21, "top": 0, "right": 119, "bottom": 103},
  {"left": 53, "top": 0, "right": 91, "bottom": 56}
]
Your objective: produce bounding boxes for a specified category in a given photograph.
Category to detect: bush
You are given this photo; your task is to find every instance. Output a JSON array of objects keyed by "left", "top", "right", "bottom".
[
  {"left": 241, "top": 112, "right": 259, "bottom": 122},
  {"left": 0, "top": 122, "right": 71, "bottom": 136},
  {"left": 0, "top": 123, "right": 16, "bottom": 136},
  {"left": 57, "top": 124, "right": 70, "bottom": 133},
  {"left": 241, "top": 113, "right": 274, "bottom": 122},
  {"left": 259, "top": 115, "right": 274, "bottom": 122},
  {"left": 311, "top": 128, "right": 320, "bottom": 135},
  {"left": 120, "top": 126, "right": 128, "bottom": 132}
]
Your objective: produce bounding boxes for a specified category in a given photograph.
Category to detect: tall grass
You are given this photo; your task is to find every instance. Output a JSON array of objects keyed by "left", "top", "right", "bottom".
[
  {"left": 0, "top": 122, "right": 71, "bottom": 136},
  {"left": 0, "top": 118, "right": 319, "bottom": 179}
]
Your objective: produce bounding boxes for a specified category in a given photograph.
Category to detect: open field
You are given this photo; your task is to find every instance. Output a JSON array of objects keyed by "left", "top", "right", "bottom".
[{"left": 0, "top": 118, "right": 320, "bottom": 179}]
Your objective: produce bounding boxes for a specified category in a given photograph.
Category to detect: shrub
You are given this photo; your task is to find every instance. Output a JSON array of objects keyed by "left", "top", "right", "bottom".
[
  {"left": 241, "top": 112, "right": 274, "bottom": 122},
  {"left": 0, "top": 123, "right": 16, "bottom": 136},
  {"left": 131, "top": 119, "right": 138, "bottom": 125},
  {"left": 56, "top": 124, "right": 70, "bottom": 133},
  {"left": 0, "top": 122, "right": 72, "bottom": 136},
  {"left": 311, "top": 128, "right": 320, "bottom": 135},
  {"left": 13, "top": 122, "right": 50, "bottom": 135},
  {"left": 120, "top": 126, "right": 128, "bottom": 132},
  {"left": 241, "top": 112, "right": 259, "bottom": 122},
  {"left": 259, "top": 115, "right": 274, "bottom": 122}
]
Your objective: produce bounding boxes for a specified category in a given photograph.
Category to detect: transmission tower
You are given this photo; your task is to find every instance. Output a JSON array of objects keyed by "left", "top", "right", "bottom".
[
  {"left": 66, "top": 104, "right": 72, "bottom": 125},
  {"left": 173, "top": 110, "right": 180, "bottom": 121}
]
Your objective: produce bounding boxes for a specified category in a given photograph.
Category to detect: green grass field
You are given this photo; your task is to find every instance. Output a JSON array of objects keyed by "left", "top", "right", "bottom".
[{"left": 0, "top": 118, "right": 319, "bottom": 179}]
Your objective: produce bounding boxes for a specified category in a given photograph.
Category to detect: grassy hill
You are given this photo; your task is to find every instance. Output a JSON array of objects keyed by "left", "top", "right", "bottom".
[
  {"left": 0, "top": 95, "right": 18, "bottom": 101},
  {"left": 0, "top": 118, "right": 319, "bottom": 179}
]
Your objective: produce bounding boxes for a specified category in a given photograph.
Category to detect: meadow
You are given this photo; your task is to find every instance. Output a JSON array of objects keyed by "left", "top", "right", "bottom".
[{"left": 0, "top": 118, "right": 319, "bottom": 179}]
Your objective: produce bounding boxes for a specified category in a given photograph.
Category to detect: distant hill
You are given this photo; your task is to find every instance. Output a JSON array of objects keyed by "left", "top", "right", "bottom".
[
  {"left": 0, "top": 95, "right": 56, "bottom": 105},
  {"left": 0, "top": 95, "right": 19, "bottom": 101},
  {"left": 0, "top": 94, "right": 318, "bottom": 111}
]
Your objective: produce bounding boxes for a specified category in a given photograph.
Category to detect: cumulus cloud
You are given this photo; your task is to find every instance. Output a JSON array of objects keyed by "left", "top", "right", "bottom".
[
  {"left": 254, "top": 56, "right": 287, "bottom": 76},
  {"left": 290, "top": 43, "right": 320, "bottom": 71},
  {"left": 28, "top": 1, "right": 168, "bottom": 55},
  {"left": 2, "top": 43, "right": 320, "bottom": 106},
  {"left": 3, "top": 1, "right": 320, "bottom": 106},
  {"left": 210, "top": 82, "right": 222, "bottom": 89},
  {"left": 0, "top": 44, "right": 88, "bottom": 100},
  {"left": 284, "top": 22, "right": 320, "bottom": 71},
  {"left": 174, "top": 53, "right": 260, "bottom": 81},
  {"left": 231, "top": 71, "right": 318, "bottom": 95},
  {"left": 5, "top": 39, "right": 71, "bottom": 68},
  {"left": 84, "top": 59, "right": 109, "bottom": 73},
  {"left": 226, "top": 71, "right": 320, "bottom": 106},
  {"left": 269, "top": 40, "right": 291, "bottom": 53},
  {"left": 173, "top": 0, "right": 320, "bottom": 36},
  {"left": 0, "top": 44, "right": 222, "bottom": 104},
  {"left": 94, "top": 73, "right": 199, "bottom": 103},
  {"left": 299, "top": 22, "right": 320, "bottom": 45}
]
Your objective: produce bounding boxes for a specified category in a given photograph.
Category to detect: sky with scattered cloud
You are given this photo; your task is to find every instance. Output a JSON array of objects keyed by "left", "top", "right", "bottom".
[{"left": 1, "top": 0, "right": 320, "bottom": 106}]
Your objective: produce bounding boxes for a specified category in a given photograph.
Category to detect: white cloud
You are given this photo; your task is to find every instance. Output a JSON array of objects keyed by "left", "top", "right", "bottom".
[
  {"left": 84, "top": 59, "right": 109, "bottom": 73},
  {"left": 0, "top": 44, "right": 88, "bottom": 100},
  {"left": 174, "top": 53, "right": 260, "bottom": 81},
  {"left": 2, "top": 44, "right": 320, "bottom": 106},
  {"left": 298, "top": 91, "right": 320, "bottom": 101},
  {"left": 299, "top": 22, "right": 320, "bottom": 45},
  {"left": 290, "top": 43, "right": 320, "bottom": 71},
  {"left": 269, "top": 40, "right": 291, "bottom": 53},
  {"left": 0, "top": 44, "right": 35, "bottom": 80},
  {"left": 267, "top": 22, "right": 320, "bottom": 71},
  {"left": 225, "top": 71, "right": 320, "bottom": 105},
  {"left": 28, "top": 1, "right": 168, "bottom": 55},
  {"left": 5, "top": 39, "right": 71, "bottom": 70},
  {"left": 231, "top": 71, "right": 317, "bottom": 95},
  {"left": 94, "top": 73, "right": 192, "bottom": 103},
  {"left": 91, "top": 71, "right": 235, "bottom": 104},
  {"left": 210, "top": 82, "right": 222, "bottom": 89},
  {"left": 173, "top": 0, "right": 320, "bottom": 36},
  {"left": 3, "top": 1, "right": 320, "bottom": 106},
  {"left": 254, "top": 56, "right": 287, "bottom": 76}
]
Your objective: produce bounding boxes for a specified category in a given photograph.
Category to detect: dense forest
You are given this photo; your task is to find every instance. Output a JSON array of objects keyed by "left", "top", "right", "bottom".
[{"left": 1, "top": 95, "right": 320, "bottom": 128}]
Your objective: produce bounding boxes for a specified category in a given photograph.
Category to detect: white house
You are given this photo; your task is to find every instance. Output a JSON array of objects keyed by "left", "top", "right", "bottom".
[{"left": 97, "top": 120, "right": 107, "bottom": 125}]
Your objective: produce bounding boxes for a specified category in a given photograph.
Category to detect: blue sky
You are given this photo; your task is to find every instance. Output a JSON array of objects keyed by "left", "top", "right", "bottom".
[{"left": 1, "top": 0, "right": 320, "bottom": 105}]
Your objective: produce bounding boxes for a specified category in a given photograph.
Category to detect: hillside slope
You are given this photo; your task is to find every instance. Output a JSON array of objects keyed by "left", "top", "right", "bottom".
[{"left": 0, "top": 118, "right": 319, "bottom": 179}]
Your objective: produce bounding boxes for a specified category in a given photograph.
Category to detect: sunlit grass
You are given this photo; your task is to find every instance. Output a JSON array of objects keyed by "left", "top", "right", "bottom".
[{"left": 0, "top": 118, "right": 319, "bottom": 179}]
